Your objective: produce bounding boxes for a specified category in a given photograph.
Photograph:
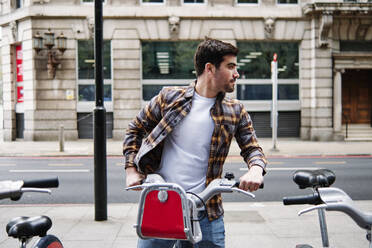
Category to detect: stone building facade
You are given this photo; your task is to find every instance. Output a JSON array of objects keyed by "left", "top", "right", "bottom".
[{"left": 1, "top": 0, "right": 372, "bottom": 141}]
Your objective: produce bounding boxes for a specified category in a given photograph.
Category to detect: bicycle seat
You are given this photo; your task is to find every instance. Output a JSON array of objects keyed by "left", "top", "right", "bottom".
[
  {"left": 6, "top": 216, "right": 52, "bottom": 239},
  {"left": 293, "top": 169, "right": 336, "bottom": 189}
]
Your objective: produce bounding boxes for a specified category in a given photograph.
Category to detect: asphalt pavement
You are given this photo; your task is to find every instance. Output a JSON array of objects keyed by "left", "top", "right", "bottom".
[
  {"left": 1, "top": 137, "right": 372, "bottom": 158},
  {"left": 1, "top": 137, "right": 372, "bottom": 247}
]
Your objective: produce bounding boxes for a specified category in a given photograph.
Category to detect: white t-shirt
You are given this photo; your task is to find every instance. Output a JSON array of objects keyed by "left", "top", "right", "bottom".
[{"left": 158, "top": 92, "right": 216, "bottom": 193}]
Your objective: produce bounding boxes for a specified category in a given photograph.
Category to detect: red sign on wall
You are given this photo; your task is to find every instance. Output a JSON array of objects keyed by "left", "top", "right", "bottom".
[
  {"left": 16, "top": 45, "right": 23, "bottom": 83},
  {"left": 17, "top": 86, "right": 24, "bottom": 103},
  {"left": 16, "top": 45, "right": 24, "bottom": 103}
]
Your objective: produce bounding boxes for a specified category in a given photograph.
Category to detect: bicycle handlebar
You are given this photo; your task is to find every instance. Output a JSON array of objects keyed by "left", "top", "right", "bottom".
[
  {"left": 283, "top": 187, "right": 372, "bottom": 231},
  {"left": 283, "top": 192, "right": 321, "bottom": 205},
  {"left": 23, "top": 177, "right": 59, "bottom": 188},
  {"left": 0, "top": 177, "right": 59, "bottom": 201},
  {"left": 233, "top": 181, "right": 264, "bottom": 189},
  {"left": 126, "top": 173, "right": 261, "bottom": 209}
]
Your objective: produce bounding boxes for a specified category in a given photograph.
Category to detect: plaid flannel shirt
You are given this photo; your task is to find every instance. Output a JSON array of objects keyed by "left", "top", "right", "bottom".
[{"left": 123, "top": 82, "right": 267, "bottom": 220}]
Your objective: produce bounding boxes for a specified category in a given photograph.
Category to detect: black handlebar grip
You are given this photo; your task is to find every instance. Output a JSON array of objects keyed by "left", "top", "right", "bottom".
[
  {"left": 23, "top": 177, "right": 59, "bottom": 188},
  {"left": 283, "top": 192, "right": 320, "bottom": 205},
  {"left": 233, "top": 181, "right": 264, "bottom": 189}
]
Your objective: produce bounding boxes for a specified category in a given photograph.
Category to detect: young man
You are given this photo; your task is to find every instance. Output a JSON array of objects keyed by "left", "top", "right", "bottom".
[{"left": 123, "top": 38, "right": 267, "bottom": 248}]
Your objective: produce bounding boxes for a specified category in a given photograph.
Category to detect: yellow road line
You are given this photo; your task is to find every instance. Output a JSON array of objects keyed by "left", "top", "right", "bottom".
[
  {"left": 48, "top": 163, "right": 84, "bottom": 167},
  {"left": 268, "top": 161, "right": 284, "bottom": 165},
  {"left": 314, "top": 161, "right": 346, "bottom": 165}
]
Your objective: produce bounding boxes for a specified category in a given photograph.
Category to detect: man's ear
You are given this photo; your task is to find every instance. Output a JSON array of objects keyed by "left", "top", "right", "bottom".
[{"left": 205, "top": 62, "right": 215, "bottom": 74}]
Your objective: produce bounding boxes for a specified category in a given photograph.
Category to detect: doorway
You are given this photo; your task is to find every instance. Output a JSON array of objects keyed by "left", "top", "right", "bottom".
[{"left": 342, "top": 69, "right": 372, "bottom": 125}]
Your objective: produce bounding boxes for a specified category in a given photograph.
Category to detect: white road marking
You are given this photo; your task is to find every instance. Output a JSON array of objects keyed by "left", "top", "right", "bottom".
[
  {"left": 9, "top": 169, "right": 90, "bottom": 173},
  {"left": 240, "top": 167, "right": 321, "bottom": 171},
  {"left": 0, "top": 164, "right": 16, "bottom": 166}
]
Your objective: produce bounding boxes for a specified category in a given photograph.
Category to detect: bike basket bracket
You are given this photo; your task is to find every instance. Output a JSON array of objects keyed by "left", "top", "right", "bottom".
[{"left": 135, "top": 183, "right": 202, "bottom": 244}]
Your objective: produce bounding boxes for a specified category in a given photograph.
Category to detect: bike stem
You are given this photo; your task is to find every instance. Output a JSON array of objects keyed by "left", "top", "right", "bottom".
[{"left": 318, "top": 208, "right": 329, "bottom": 248}]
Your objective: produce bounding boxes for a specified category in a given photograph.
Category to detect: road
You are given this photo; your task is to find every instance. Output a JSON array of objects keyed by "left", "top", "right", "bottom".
[{"left": 0, "top": 156, "right": 371, "bottom": 205}]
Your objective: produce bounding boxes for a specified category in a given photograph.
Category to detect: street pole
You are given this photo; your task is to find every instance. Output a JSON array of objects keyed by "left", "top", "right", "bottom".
[
  {"left": 94, "top": 0, "right": 107, "bottom": 221},
  {"left": 271, "top": 53, "right": 279, "bottom": 151}
]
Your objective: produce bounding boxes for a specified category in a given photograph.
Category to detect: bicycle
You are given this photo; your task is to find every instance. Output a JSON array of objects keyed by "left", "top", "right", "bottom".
[
  {"left": 126, "top": 172, "right": 262, "bottom": 245},
  {"left": 283, "top": 168, "right": 372, "bottom": 248},
  {"left": 0, "top": 177, "right": 63, "bottom": 248}
]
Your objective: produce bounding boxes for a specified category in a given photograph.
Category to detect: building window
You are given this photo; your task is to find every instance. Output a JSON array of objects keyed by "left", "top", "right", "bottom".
[
  {"left": 77, "top": 39, "right": 112, "bottom": 103},
  {"left": 340, "top": 41, "right": 372, "bottom": 52},
  {"left": 237, "top": 84, "right": 299, "bottom": 100},
  {"left": 184, "top": 0, "right": 205, "bottom": 3},
  {"left": 344, "top": 0, "right": 372, "bottom": 2},
  {"left": 14, "top": 0, "right": 22, "bottom": 8},
  {"left": 142, "top": 41, "right": 200, "bottom": 100},
  {"left": 142, "top": 41, "right": 199, "bottom": 79},
  {"left": 141, "top": 0, "right": 165, "bottom": 4},
  {"left": 236, "top": 42, "right": 299, "bottom": 101},
  {"left": 237, "top": 0, "right": 258, "bottom": 4},
  {"left": 81, "top": 0, "right": 106, "bottom": 3},
  {"left": 277, "top": 0, "right": 297, "bottom": 4},
  {"left": 237, "top": 42, "right": 299, "bottom": 79},
  {"left": 77, "top": 40, "right": 112, "bottom": 138},
  {"left": 78, "top": 40, "right": 111, "bottom": 80}
]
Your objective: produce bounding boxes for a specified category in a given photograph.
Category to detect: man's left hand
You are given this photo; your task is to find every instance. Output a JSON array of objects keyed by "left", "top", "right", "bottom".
[{"left": 239, "top": 166, "right": 264, "bottom": 192}]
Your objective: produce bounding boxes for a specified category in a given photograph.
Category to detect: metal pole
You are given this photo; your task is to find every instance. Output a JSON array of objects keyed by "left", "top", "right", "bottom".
[
  {"left": 59, "top": 124, "right": 64, "bottom": 152},
  {"left": 94, "top": 0, "right": 107, "bottom": 221},
  {"left": 271, "top": 53, "right": 279, "bottom": 151},
  {"left": 318, "top": 208, "right": 330, "bottom": 247}
]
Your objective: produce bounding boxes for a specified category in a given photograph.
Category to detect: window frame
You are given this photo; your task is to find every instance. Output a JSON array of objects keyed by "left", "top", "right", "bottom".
[
  {"left": 140, "top": 0, "right": 166, "bottom": 5},
  {"left": 81, "top": 0, "right": 107, "bottom": 4},
  {"left": 182, "top": 0, "right": 207, "bottom": 5},
  {"left": 14, "top": 0, "right": 22, "bottom": 9},
  {"left": 141, "top": 40, "right": 300, "bottom": 112},
  {"left": 236, "top": 41, "right": 300, "bottom": 111},
  {"left": 76, "top": 39, "right": 113, "bottom": 113},
  {"left": 236, "top": 79, "right": 300, "bottom": 111},
  {"left": 236, "top": 0, "right": 259, "bottom": 6},
  {"left": 277, "top": 0, "right": 298, "bottom": 4}
]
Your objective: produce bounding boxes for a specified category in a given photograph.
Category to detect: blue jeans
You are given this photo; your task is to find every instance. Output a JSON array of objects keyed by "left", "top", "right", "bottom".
[{"left": 137, "top": 213, "right": 225, "bottom": 248}]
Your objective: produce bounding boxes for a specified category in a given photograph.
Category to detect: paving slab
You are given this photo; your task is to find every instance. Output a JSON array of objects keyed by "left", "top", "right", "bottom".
[{"left": 0, "top": 201, "right": 371, "bottom": 248}]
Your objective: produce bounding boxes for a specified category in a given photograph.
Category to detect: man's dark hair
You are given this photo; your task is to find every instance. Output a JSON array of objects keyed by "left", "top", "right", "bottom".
[{"left": 194, "top": 38, "right": 239, "bottom": 77}]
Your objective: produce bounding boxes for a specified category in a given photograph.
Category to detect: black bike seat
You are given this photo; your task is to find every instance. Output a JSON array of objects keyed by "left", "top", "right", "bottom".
[
  {"left": 6, "top": 216, "right": 52, "bottom": 239},
  {"left": 293, "top": 169, "right": 336, "bottom": 189}
]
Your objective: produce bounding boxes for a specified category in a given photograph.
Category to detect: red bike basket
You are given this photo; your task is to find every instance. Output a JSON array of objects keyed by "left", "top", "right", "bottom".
[{"left": 140, "top": 190, "right": 187, "bottom": 240}]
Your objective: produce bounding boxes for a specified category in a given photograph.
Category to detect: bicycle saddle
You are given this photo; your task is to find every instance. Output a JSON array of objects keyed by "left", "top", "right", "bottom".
[
  {"left": 293, "top": 169, "right": 336, "bottom": 189},
  {"left": 6, "top": 216, "right": 52, "bottom": 239}
]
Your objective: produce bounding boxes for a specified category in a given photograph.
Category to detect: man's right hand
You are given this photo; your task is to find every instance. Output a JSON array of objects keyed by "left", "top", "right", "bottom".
[{"left": 125, "top": 166, "right": 145, "bottom": 190}]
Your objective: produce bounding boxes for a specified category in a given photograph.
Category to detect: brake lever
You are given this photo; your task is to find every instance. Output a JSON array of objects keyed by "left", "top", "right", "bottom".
[
  {"left": 21, "top": 188, "right": 51, "bottom": 194},
  {"left": 298, "top": 204, "right": 327, "bottom": 216},
  {"left": 125, "top": 185, "right": 145, "bottom": 191},
  {"left": 231, "top": 188, "right": 255, "bottom": 199}
]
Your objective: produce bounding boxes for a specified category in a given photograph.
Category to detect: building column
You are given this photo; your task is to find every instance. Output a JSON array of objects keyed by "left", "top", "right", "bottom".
[{"left": 333, "top": 68, "right": 344, "bottom": 140}]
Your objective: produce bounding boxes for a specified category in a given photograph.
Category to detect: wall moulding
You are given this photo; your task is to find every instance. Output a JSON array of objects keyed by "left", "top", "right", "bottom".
[{"left": 333, "top": 52, "right": 372, "bottom": 70}]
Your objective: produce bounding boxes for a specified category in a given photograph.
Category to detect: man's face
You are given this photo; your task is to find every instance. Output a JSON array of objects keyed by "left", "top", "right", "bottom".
[{"left": 213, "top": 55, "right": 239, "bottom": 93}]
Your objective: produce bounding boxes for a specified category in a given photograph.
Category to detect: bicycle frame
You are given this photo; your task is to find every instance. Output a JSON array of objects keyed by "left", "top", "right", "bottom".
[
  {"left": 298, "top": 187, "right": 372, "bottom": 248},
  {"left": 127, "top": 173, "right": 256, "bottom": 244}
]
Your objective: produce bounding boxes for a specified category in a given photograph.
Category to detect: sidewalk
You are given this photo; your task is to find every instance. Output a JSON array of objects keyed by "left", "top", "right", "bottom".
[
  {"left": 1, "top": 201, "right": 371, "bottom": 248},
  {"left": 1, "top": 137, "right": 372, "bottom": 157}
]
